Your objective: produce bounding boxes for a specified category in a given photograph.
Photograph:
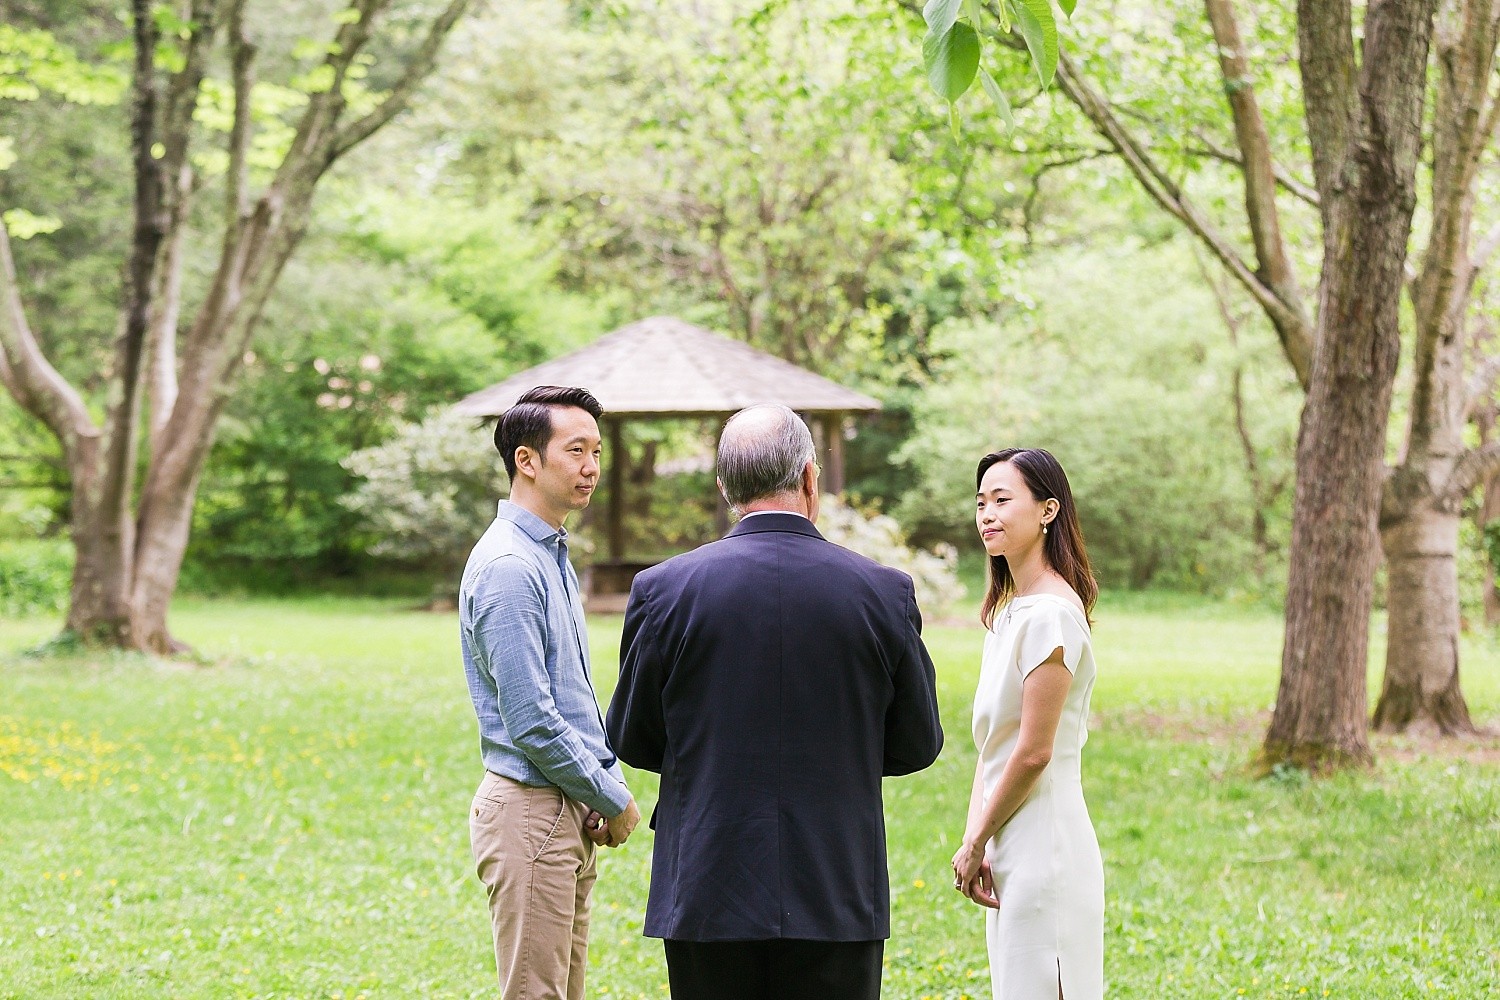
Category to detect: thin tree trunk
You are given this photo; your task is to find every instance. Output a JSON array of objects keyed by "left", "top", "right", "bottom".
[
  {"left": 1481, "top": 441, "right": 1500, "bottom": 625},
  {"left": 1373, "top": 0, "right": 1500, "bottom": 733},
  {"left": 64, "top": 0, "right": 161, "bottom": 646},
  {"left": 1377, "top": 500, "right": 1476, "bottom": 733},
  {"left": 1377, "top": 327, "right": 1479, "bottom": 732},
  {"left": 1194, "top": 248, "right": 1276, "bottom": 576}
]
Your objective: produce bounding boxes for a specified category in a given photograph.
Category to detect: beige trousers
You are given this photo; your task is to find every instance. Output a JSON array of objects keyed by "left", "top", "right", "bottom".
[{"left": 469, "top": 772, "right": 598, "bottom": 1000}]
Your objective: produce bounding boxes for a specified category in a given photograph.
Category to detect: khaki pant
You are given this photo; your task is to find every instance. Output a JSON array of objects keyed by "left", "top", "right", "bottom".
[{"left": 469, "top": 772, "right": 598, "bottom": 1000}]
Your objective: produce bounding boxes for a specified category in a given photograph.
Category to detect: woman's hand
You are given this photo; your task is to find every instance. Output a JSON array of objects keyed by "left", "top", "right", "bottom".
[{"left": 951, "top": 840, "right": 1000, "bottom": 909}]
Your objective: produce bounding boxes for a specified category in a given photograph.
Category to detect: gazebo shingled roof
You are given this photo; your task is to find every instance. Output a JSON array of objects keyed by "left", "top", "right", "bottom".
[{"left": 451, "top": 316, "right": 882, "bottom": 418}]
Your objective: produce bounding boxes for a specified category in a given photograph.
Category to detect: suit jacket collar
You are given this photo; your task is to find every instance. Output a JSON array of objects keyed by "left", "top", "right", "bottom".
[{"left": 727, "top": 511, "right": 825, "bottom": 541}]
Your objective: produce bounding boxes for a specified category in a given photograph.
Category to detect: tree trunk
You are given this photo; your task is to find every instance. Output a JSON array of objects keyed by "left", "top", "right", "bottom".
[
  {"left": 1373, "top": 0, "right": 1500, "bottom": 731},
  {"left": 128, "top": 462, "right": 207, "bottom": 654},
  {"left": 1265, "top": 376, "right": 1385, "bottom": 770},
  {"left": 1378, "top": 288, "right": 1479, "bottom": 732},
  {"left": 1377, "top": 498, "right": 1476, "bottom": 733},
  {"left": 1265, "top": 0, "right": 1438, "bottom": 771},
  {"left": 1482, "top": 462, "right": 1500, "bottom": 625},
  {"left": 63, "top": 456, "right": 134, "bottom": 645}
]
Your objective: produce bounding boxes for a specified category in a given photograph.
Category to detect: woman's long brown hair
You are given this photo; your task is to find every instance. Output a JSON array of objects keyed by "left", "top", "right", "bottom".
[{"left": 976, "top": 448, "right": 1098, "bottom": 629}]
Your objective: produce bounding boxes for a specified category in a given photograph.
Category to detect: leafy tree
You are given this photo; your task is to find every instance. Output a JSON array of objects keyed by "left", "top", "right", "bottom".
[
  {"left": 187, "top": 192, "right": 604, "bottom": 570},
  {"left": 0, "top": 0, "right": 473, "bottom": 651},
  {"left": 908, "top": 0, "right": 1497, "bottom": 763},
  {"left": 899, "top": 237, "right": 1299, "bottom": 595}
]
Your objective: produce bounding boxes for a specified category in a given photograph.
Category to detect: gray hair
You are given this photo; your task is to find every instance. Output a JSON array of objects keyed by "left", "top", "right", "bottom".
[{"left": 717, "top": 405, "right": 817, "bottom": 507}]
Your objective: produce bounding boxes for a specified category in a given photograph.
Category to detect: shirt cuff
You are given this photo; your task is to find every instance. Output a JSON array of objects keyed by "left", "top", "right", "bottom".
[{"left": 595, "top": 769, "right": 632, "bottom": 817}]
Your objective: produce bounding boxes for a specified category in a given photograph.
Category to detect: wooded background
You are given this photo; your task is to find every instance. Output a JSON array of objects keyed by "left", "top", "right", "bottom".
[{"left": 5, "top": 0, "right": 1500, "bottom": 772}]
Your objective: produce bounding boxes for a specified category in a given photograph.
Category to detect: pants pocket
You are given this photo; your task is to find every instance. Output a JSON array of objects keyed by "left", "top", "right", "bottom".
[
  {"left": 525, "top": 787, "right": 568, "bottom": 863},
  {"left": 469, "top": 793, "right": 510, "bottom": 883}
]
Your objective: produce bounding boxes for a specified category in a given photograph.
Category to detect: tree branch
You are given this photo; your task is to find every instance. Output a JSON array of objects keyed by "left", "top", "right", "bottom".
[
  {"left": 1406, "top": 0, "right": 1500, "bottom": 453},
  {"left": 158, "top": 0, "right": 221, "bottom": 212},
  {"left": 226, "top": 0, "right": 255, "bottom": 235},
  {"left": 0, "top": 222, "right": 97, "bottom": 458},
  {"left": 1296, "top": 0, "right": 1359, "bottom": 233},
  {"left": 1204, "top": 0, "right": 1309, "bottom": 366},
  {"left": 1465, "top": 351, "right": 1500, "bottom": 419},
  {"left": 1187, "top": 131, "right": 1320, "bottom": 207},
  {"left": 1443, "top": 439, "right": 1500, "bottom": 508},
  {"left": 330, "top": 0, "right": 474, "bottom": 161},
  {"left": 1048, "top": 47, "right": 1315, "bottom": 387},
  {"left": 893, "top": 0, "right": 1320, "bottom": 387},
  {"left": 1023, "top": 150, "right": 1113, "bottom": 244}
]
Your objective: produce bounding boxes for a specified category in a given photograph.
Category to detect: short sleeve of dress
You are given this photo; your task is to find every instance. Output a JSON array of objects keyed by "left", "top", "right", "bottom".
[{"left": 1016, "top": 603, "right": 1088, "bottom": 679}]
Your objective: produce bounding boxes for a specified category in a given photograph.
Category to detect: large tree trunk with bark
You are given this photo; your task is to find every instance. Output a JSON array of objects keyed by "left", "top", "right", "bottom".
[
  {"left": 64, "top": 455, "right": 135, "bottom": 645},
  {"left": 1263, "top": 0, "right": 1438, "bottom": 771},
  {"left": 1266, "top": 379, "right": 1388, "bottom": 770}
]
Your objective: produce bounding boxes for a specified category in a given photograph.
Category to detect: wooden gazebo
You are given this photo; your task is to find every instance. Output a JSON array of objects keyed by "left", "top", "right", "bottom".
[{"left": 452, "top": 316, "right": 881, "bottom": 593}]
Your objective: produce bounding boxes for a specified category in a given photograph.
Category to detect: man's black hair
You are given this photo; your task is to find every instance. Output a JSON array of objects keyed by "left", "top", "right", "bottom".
[{"left": 494, "top": 385, "right": 605, "bottom": 480}]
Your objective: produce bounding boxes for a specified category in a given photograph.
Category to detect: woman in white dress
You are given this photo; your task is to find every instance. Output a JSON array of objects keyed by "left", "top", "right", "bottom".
[{"left": 951, "top": 447, "right": 1104, "bottom": 1000}]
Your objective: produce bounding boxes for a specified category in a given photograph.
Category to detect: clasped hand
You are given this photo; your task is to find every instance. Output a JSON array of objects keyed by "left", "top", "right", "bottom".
[
  {"left": 951, "top": 840, "right": 999, "bottom": 909},
  {"left": 584, "top": 797, "right": 641, "bottom": 848}
]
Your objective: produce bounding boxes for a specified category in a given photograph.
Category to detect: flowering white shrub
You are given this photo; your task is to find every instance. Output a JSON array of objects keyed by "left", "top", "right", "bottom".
[
  {"left": 342, "top": 409, "right": 505, "bottom": 565},
  {"left": 817, "top": 497, "right": 965, "bottom": 617}
]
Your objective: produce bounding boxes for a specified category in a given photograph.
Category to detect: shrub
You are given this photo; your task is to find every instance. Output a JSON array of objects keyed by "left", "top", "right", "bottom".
[
  {"left": 817, "top": 497, "right": 965, "bottom": 617},
  {"left": 0, "top": 538, "right": 72, "bottom": 616},
  {"left": 342, "top": 408, "right": 506, "bottom": 573}
]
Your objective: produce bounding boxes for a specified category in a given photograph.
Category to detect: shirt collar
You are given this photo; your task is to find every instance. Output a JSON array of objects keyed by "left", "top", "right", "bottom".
[
  {"left": 739, "top": 509, "right": 811, "bottom": 522},
  {"left": 497, "top": 499, "right": 567, "bottom": 544}
]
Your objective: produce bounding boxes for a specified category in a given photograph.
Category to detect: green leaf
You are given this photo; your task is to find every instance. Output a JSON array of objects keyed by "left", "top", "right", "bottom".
[
  {"left": 3, "top": 209, "right": 62, "bottom": 239},
  {"left": 293, "top": 64, "right": 337, "bottom": 94},
  {"left": 151, "top": 5, "right": 192, "bottom": 39},
  {"left": 1008, "top": 0, "right": 1058, "bottom": 88},
  {"left": 978, "top": 67, "right": 1015, "bottom": 130},
  {"left": 922, "top": 0, "right": 964, "bottom": 34},
  {"left": 923, "top": 21, "right": 981, "bottom": 102},
  {"left": 1058, "top": 0, "right": 1078, "bottom": 18},
  {"left": 962, "top": 0, "right": 986, "bottom": 28}
]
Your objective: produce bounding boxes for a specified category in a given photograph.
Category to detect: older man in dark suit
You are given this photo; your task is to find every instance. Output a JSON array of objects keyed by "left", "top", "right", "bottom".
[{"left": 606, "top": 404, "right": 944, "bottom": 1000}]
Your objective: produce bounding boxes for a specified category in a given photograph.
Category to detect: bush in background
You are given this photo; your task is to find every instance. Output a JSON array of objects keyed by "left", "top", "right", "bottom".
[
  {"left": 0, "top": 539, "right": 72, "bottom": 617},
  {"left": 818, "top": 497, "right": 964, "bottom": 617},
  {"left": 342, "top": 408, "right": 506, "bottom": 576}
]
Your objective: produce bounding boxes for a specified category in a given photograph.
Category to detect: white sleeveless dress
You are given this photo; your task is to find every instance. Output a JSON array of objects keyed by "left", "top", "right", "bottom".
[{"left": 972, "top": 594, "right": 1104, "bottom": 1000}]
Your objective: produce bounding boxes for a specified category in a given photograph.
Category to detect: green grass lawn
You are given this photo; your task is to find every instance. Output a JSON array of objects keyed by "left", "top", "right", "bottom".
[{"left": 1, "top": 595, "right": 1497, "bottom": 999}]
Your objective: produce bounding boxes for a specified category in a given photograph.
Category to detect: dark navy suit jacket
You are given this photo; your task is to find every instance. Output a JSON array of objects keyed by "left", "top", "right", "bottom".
[{"left": 605, "top": 511, "right": 944, "bottom": 942}]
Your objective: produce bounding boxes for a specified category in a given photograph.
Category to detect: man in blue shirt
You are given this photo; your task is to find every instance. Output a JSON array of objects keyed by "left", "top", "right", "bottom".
[{"left": 460, "top": 384, "right": 641, "bottom": 1000}]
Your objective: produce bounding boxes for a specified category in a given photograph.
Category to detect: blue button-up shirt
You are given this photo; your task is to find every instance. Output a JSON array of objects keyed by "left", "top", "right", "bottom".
[{"left": 459, "top": 500, "right": 631, "bottom": 817}]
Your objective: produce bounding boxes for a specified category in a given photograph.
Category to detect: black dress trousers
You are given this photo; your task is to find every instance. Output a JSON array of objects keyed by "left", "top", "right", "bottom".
[{"left": 663, "top": 938, "right": 884, "bottom": 1000}]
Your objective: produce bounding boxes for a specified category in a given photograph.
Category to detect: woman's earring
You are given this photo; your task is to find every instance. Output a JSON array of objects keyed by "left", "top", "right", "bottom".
[{"left": 1042, "top": 523, "right": 1049, "bottom": 535}]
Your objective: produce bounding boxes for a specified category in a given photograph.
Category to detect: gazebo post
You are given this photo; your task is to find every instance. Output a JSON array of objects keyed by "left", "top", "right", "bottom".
[
  {"left": 820, "top": 412, "right": 846, "bottom": 495},
  {"left": 606, "top": 418, "right": 625, "bottom": 562}
]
